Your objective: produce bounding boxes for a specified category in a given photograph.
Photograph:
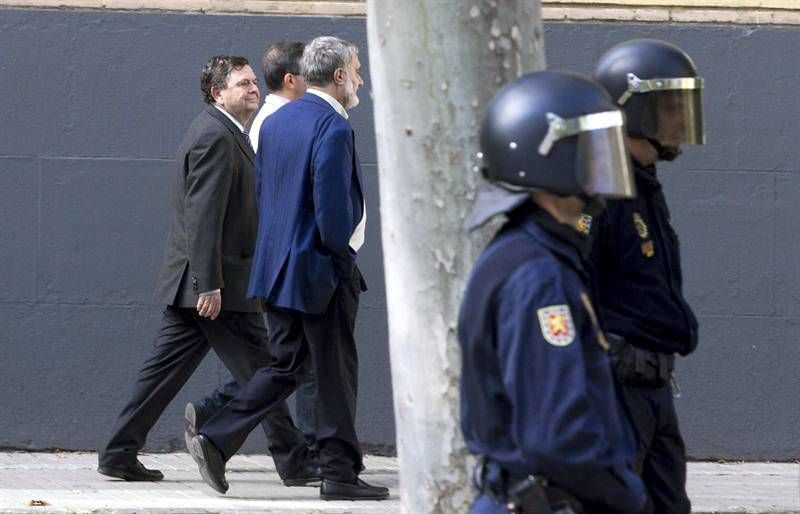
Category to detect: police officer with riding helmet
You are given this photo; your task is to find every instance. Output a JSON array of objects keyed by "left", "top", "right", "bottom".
[
  {"left": 459, "top": 70, "right": 648, "bottom": 514},
  {"left": 587, "top": 39, "right": 706, "bottom": 514}
]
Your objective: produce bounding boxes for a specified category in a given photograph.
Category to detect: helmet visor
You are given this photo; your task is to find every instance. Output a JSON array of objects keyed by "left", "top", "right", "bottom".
[
  {"left": 638, "top": 86, "right": 705, "bottom": 146},
  {"left": 575, "top": 124, "right": 636, "bottom": 199}
]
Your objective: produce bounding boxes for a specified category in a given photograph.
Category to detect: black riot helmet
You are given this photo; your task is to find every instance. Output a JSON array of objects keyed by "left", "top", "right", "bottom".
[
  {"left": 468, "top": 70, "right": 635, "bottom": 230},
  {"left": 479, "top": 70, "right": 635, "bottom": 198},
  {"left": 595, "top": 39, "right": 705, "bottom": 159}
]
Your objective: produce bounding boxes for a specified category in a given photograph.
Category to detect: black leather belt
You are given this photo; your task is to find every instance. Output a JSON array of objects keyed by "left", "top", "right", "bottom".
[{"left": 608, "top": 334, "right": 674, "bottom": 385}]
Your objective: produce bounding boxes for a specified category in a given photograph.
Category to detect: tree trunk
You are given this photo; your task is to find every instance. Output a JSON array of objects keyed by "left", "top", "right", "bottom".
[{"left": 366, "top": 1, "right": 546, "bottom": 511}]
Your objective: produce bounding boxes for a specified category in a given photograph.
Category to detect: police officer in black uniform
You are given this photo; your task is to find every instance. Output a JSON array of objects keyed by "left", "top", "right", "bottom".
[
  {"left": 588, "top": 39, "right": 706, "bottom": 514},
  {"left": 459, "top": 70, "right": 647, "bottom": 514}
]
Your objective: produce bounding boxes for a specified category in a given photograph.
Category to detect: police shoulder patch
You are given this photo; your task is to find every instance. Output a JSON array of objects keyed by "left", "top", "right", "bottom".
[{"left": 536, "top": 304, "right": 576, "bottom": 347}]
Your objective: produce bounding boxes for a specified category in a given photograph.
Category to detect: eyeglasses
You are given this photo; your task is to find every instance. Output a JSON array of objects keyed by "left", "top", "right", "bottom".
[{"left": 232, "top": 78, "right": 259, "bottom": 89}]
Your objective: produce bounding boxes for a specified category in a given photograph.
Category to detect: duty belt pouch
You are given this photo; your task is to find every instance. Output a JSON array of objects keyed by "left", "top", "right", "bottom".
[
  {"left": 506, "top": 476, "right": 552, "bottom": 514},
  {"left": 612, "top": 342, "right": 668, "bottom": 386}
]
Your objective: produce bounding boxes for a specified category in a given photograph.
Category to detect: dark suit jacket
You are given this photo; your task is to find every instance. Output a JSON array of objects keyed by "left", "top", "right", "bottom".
[
  {"left": 154, "top": 105, "right": 263, "bottom": 313},
  {"left": 248, "top": 92, "right": 365, "bottom": 315}
]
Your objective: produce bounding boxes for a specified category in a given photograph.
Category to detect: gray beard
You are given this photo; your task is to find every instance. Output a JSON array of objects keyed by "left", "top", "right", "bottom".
[{"left": 344, "top": 80, "right": 360, "bottom": 110}]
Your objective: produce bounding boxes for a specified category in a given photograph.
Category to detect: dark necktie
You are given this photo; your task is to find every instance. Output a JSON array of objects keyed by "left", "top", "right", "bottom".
[{"left": 243, "top": 130, "right": 251, "bottom": 148}]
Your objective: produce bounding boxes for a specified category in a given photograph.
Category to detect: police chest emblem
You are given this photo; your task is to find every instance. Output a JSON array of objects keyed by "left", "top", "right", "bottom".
[
  {"left": 633, "top": 212, "right": 649, "bottom": 239},
  {"left": 577, "top": 213, "right": 593, "bottom": 235},
  {"left": 537, "top": 305, "right": 576, "bottom": 347}
]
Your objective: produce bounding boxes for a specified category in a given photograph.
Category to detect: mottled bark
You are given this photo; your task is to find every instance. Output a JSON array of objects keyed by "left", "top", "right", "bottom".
[{"left": 366, "top": 1, "right": 546, "bottom": 512}]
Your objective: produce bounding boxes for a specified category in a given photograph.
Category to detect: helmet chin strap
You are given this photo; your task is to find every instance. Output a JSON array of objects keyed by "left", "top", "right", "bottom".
[{"left": 647, "top": 138, "right": 682, "bottom": 162}]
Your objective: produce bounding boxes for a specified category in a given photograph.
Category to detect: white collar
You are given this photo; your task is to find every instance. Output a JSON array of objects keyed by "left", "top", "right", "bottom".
[
  {"left": 264, "top": 94, "right": 291, "bottom": 108},
  {"left": 213, "top": 104, "right": 246, "bottom": 133},
  {"left": 307, "top": 88, "right": 349, "bottom": 120}
]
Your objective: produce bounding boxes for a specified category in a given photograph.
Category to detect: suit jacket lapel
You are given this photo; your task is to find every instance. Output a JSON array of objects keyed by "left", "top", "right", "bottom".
[
  {"left": 352, "top": 131, "right": 365, "bottom": 200},
  {"left": 236, "top": 130, "right": 255, "bottom": 165},
  {"left": 238, "top": 134, "right": 255, "bottom": 165},
  {"left": 299, "top": 95, "right": 364, "bottom": 208},
  {"left": 206, "top": 105, "right": 255, "bottom": 165}
]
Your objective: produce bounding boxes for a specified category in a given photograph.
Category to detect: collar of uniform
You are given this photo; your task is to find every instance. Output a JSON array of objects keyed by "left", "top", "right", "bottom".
[
  {"left": 631, "top": 157, "right": 661, "bottom": 193},
  {"left": 509, "top": 202, "right": 588, "bottom": 273},
  {"left": 307, "top": 88, "right": 349, "bottom": 119},
  {"left": 213, "top": 104, "right": 246, "bottom": 133}
]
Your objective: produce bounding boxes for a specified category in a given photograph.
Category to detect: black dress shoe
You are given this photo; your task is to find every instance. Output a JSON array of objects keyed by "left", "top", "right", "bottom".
[
  {"left": 320, "top": 477, "right": 390, "bottom": 500},
  {"left": 189, "top": 434, "right": 228, "bottom": 494},
  {"left": 97, "top": 460, "right": 164, "bottom": 482},
  {"left": 184, "top": 402, "right": 208, "bottom": 452},
  {"left": 283, "top": 462, "right": 322, "bottom": 487}
]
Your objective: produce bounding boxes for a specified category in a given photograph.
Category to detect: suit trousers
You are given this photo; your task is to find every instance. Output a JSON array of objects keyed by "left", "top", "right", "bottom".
[
  {"left": 200, "top": 366, "right": 317, "bottom": 450},
  {"left": 99, "top": 306, "right": 309, "bottom": 479},
  {"left": 290, "top": 365, "right": 318, "bottom": 448},
  {"left": 200, "top": 272, "right": 363, "bottom": 482}
]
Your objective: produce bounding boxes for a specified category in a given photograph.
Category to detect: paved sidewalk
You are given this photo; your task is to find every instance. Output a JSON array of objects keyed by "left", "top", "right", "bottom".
[{"left": 0, "top": 452, "right": 797, "bottom": 513}]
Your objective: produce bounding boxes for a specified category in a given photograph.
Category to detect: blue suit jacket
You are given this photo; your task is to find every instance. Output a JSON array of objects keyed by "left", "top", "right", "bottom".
[{"left": 248, "top": 92, "right": 365, "bottom": 314}]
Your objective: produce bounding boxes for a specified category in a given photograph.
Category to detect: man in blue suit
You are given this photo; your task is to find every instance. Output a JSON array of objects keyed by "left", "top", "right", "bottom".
[{"left": 188, "top": 37, "right": 389, "bottom": 501}]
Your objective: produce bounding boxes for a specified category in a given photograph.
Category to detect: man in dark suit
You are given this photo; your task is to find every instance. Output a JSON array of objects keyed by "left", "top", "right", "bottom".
[
  {"left": 188, "top": 38, "right": 389, "bottom": 501},
  {"left": 97, "top": 56, "right": 314, "bottom": 486}
]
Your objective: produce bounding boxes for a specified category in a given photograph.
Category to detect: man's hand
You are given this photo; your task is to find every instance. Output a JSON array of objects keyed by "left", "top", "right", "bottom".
[{"left": 197, "top": 291, "right": 222, "bottom": 320}]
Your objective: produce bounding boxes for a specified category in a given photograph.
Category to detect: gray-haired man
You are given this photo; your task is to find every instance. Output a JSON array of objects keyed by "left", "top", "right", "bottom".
[{"left": 188, "top": 37, "right": 388, "bottom": 501}]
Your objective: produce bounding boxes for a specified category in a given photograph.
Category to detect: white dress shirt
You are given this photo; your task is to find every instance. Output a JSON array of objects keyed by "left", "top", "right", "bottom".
[
  {"left": 307, "top": 88, "right": 349, "bottom": 119},
  {"left": 249, "top": 94, "right": 291, "bottom": 152},
  {"left": 306, "top": 88, "right": 365, "bottom": 253},
  {"left": 213, "top": 104, "right": 246, "bottom": 133}
]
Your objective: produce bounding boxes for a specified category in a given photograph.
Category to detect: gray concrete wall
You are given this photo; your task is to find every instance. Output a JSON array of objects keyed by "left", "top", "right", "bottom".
[{"left": 0, "top": 8, "right": 796, "bottom": 460}]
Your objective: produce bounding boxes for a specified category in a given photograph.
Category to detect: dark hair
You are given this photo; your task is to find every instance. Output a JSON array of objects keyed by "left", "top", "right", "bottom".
[
  {"left": 262, "top": 41, "right": 305, "bottom": 93},
  {"left": 200, "top": 55, "right": 250, "bottom": 104}
]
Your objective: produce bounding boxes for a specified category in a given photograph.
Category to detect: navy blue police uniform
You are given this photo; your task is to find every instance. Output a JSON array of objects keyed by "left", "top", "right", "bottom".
[
  {"left": 586, "top": 159, "right": 697, "bottom": 514},
  {"left": 459, "top": 202, "right": 647, "bottom": 514}
]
